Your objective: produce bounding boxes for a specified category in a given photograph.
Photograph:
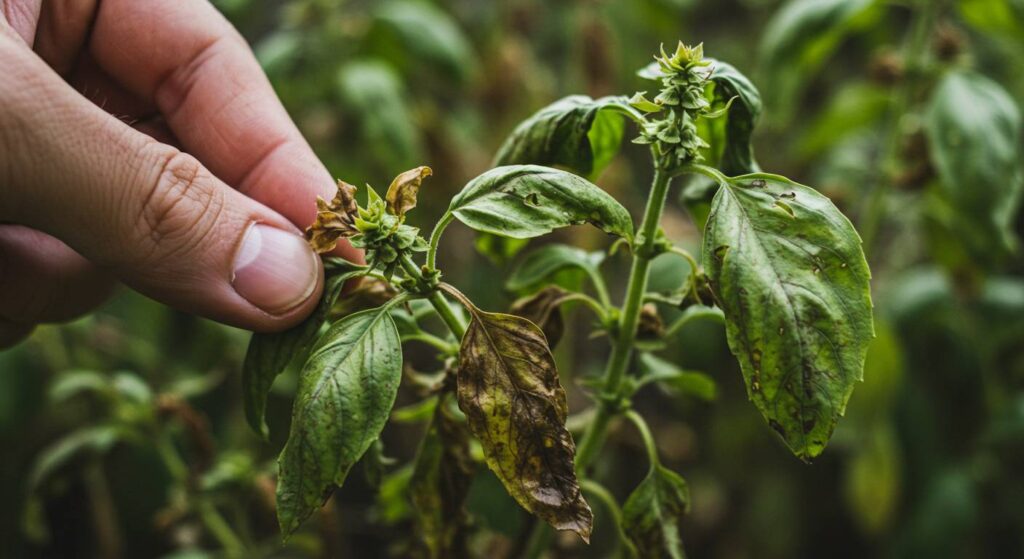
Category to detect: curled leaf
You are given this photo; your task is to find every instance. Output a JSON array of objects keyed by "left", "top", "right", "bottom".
[
  {"left": 637, "top": 303, "right": 666, "bottom": 341},
  {"left": 509, "top": 285, "right": 569, "bottom": 348},
  {"left": 306, "top": 179, "right": 361, "bottom": 253},
  {"left": 386, "top": 166, "right": 433, "bottom": 218},
  {"left": 441, "top": 284, "right": 593, "bottom": 541},
  {"left": 622, "top": 465, "right": 691, "bottom": 559}
]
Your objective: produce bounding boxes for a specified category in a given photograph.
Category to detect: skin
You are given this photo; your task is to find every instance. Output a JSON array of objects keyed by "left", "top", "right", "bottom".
[{"left": 0, "top": 0, "right": 360, "bottom": 347}]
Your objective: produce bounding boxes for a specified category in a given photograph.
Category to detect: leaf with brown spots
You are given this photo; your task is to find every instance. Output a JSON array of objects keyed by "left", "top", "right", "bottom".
[
  {"left": 622, "top": 464, "right": 690, "bottom": 559},
  {"left": 386, "top": 166, "right": 433, "bottom": 218},
  {"left": 702, "top": 173, "right": 873, "bottom": 460},
  {"left": 441, "top": 284, "right": 593, "bottom": 541},
  {"left": 306, "top": 179, "right": 361, "bottom": 253}
]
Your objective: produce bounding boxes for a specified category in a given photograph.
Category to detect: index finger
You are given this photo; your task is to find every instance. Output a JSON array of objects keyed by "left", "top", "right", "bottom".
[{"left": 87, "top": 0, "right": 350, "bottom": 247}]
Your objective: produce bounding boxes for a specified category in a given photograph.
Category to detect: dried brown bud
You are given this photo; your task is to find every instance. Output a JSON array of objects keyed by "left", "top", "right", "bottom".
[{"left": 306, "top": 179, "right": 360, "bottom": 253}]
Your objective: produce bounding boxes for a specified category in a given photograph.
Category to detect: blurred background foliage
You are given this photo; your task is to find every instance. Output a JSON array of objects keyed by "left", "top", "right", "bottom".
[{"left": 2, "top": 0, "right": 1024, "bottom": 557}]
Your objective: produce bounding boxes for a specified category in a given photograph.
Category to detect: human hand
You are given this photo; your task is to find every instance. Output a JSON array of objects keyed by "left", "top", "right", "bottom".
[{"left": 0, "top": 0, "right": 359, "bottom": 347}]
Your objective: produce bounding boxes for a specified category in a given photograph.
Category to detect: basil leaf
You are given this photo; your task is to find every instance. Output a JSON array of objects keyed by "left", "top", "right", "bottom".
[
  {"left": 444, "top": 286, "right": 593, "bottom": 541},
  {"left": 707, "top": 59, "right": 762, "bottom": 176},
  {"left": 622, "top": 465, "right": 691, "bottom": 559},
  {"left": 449, "top": 165, "right": 634, "bottom": 240},
  {"left": 639, "top": 353, "right": 717, "bottom": 402},
  {"left": 494, "top": 96, "right": 642, "bottom": 180},
  {"left": 276, "top": 305, "right": 403, "bottom": 536},
  {"left": 242, "top": 262, "right": 366, "bottom": 438},
  {"left": 702, "top": 174, "right": 874, "bottom": 460},
  {"left": 758, "top": 0, "right": 879, "bottom": 121},
  {"left": 410, "top": 399, "right": 475, "bottom": 559},
  {"left": 924, "top": 70, "right": 1023, "bottom": 262},
  {"left": 29, "top": 426, "right": 131, "bottom": 489},
  {"left": 506, "top": 244, "right": 605, "bottom": 292}
]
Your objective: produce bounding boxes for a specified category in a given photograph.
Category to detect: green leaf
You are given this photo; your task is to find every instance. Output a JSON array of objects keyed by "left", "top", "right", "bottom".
[
  {"left": 409, "top": 399, "right": 475, "bottom": 558},
  {"left": 494, "top": 96, "right": 642, "bottom": 180},
  {"left": 622, "top": 465, "right": 691, "bottom": 559},
  {"left": 706, "top": 59, "right": 762, "bottom": 175},
  {"left": 924, "top": 70, "right": 1023, "bottom": 262},
  {"left": 243, "top": 262, "right": 366, "bottom": 438},
  {"left": 443, "top": 286, "right": 593, "bottom": 541},
  {"left": 448, "top": 165, "right": 634, "bottom": 241},
  {"left": 506, "top": 244, "right": 605, "bottom": 292},
  {"left": 473, "top": 233, "right": 529, "bottom": 266},
  {"left": 372, "top": 0, "right": 479, "bottom": 82},
  {"left": 29, "top": 426, "right": 128, "bottom": 490},
  {"left": 276, "top": 305, "right": 403, "bottom": 537},
  {"left": 702, "top": 174, "right": 874, "bottom": 460},
  {"left": 638, "top": 353, "right": 717, "bottom": 402},
  {"left": 337, "top": 60, "right": 422, "bottom": 169},
  {"left": 758, "top": 0, "right": 880, "bottom": 122},
  {"left": 48, "top": 370, "right": 109, "bottom": 404}
]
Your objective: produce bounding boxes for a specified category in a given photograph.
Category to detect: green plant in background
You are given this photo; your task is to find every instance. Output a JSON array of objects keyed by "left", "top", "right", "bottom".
[{"left": 244, "top": 41, "right": 874, "bottom": 557}]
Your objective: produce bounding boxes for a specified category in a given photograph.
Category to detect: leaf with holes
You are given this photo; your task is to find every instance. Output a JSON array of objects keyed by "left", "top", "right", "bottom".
[
  {"left": 242, "top": 260, "right": 367, "bottom": 438},
  {"left": 448, "top": 165, "right": 633, "bottom": 241},
  {"left": 276, "top": 305, "right": 403, "bottom": 536},
  {"left": 443, "top": 285, "right": 593, "bottom": 541},
  {"left": 702, "top": 174, "right": 873, "bottom": 460}
]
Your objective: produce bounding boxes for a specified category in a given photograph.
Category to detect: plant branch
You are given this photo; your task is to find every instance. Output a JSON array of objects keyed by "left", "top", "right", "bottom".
[
  {"left": 398, "top": 252, "right": 467, "bottom": 339},
  {"left": 425, "top": 211, "right": 455, "bottom": 271}
]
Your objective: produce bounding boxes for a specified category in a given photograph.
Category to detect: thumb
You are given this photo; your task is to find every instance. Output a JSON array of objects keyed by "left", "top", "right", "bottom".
[{"left": 0, "top": 36, "right": 322, "bottom": 331}]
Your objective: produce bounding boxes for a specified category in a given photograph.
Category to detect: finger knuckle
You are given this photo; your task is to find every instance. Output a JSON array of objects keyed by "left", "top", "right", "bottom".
[{"left": 133, "top": 147, "right": 226, "bottom": 264}]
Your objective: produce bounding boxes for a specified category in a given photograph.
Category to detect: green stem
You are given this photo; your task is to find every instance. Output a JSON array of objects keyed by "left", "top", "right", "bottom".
[
  {"left": 860, "top": 0, "right": 939, "bottom": 253},
  {"left": 555, "top": 292, "right": 609, "bottom": 323},
  {"left": 401, "top": 332, "right": 459, "bottom": 355},
  {"left": 585, "top": 268, "right": 613, "bottom": 308},
  {"left": 426, "top": 211, "right": 455, "bottom": 271},
  {"left": 398, "top": 253, "right": 467, "bottom": 339},
  {"left": 624, "top": 410, "right": 659, "bottom": 467},
  {"left": 574, "top": 167, "right": 673, "bottom": 470},
  {"left": 662, "top": 306, "right": 725, "bottom": 340}
]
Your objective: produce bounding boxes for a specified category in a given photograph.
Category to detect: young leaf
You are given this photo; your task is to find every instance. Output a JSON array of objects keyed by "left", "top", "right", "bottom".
[
  {"left": 29, "top": 426, "right": 130, "bottom": 490},
  {"left": 276, "top": 305, "right": 403, "bottom": 536},
  {"left": 924, "top": 70, "right": 1023, "bottom": 261},
  {"left": 442, "top": 285, "right": 594, "bottom": 541},
  {"left": 242, "top": 261, "right": 367, "bottom": 438},
  {"left": 448, "top": 165, "right": 634, "bottom": 241},
  {"left": 409, "top": 399, "right": 475, "bottom": 559},
  {"left": 494, "top": 95, "right": 643, "bottom": 180},
  {"left": 622, "top": 465, "right": 691, "bottom": 559},
  {"left": 506, "top": 244, "right": 605, "bottom": 292},
  {"left": 702, "top": 174, "right": 873, "bottom": 460},
  {"left": 385, "top": 166, "right": 432, "bottom": 218},
  {"left": 509, "top": 285, "right": 569, "bottom": 348}
]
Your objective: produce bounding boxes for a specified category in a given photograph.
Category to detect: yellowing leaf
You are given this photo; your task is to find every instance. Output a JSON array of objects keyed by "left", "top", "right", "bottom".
[
  {"left": 441, "top": 284, "right": 593, "bottom": 541},
  {"left": 386, "top": 166, "right": 433, "bottom": 218}
]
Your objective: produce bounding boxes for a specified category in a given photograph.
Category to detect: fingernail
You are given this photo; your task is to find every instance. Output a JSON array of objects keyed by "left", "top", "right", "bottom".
[{"left": 232, "top": 224, "right": 319, "bottom": 314}]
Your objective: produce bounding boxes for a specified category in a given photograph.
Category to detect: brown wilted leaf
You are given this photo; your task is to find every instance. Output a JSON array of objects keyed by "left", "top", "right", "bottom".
[
  {"left": 306, "top": 179, "right": 360, "bottom": 253},
  {"left": 637, "top": 303, "right": 665, "bottom": 340},
  {"left": 509, "top": 285, "right": 568, "bottom": 348},
  {"left": 441, "top": 284, "right": 593, "bottom": 542},
  {"left": 385, "top": 166, "right": 432, "bottom": 218}
]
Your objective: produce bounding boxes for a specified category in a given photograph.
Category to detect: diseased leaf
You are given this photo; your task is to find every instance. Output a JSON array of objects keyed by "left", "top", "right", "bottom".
[
  {"left": 622, "top": 465, "right": 691, "bottom": 559},
  {"left": 449, "top": 165, "right": 634, "bottom": 241},
  {"left": 243, "top": 261, "right": 367, "bottom": 438},
  {"left": 442, "top": 285, "right": 593, "bottom": 541},
  {"left": 924, "top": 70, "right": 1023, "bottom": 262},
  {"left": 506, "top": 244, "right": 605, "bottom": 292},
  {"left": 385, "top": 166, "right": 432, "bottom": 218},
  {"left": 494, "top": 95, "right": 642, "bottom": 180},
  {"left": 509, "top": 285, "right": 569, "bottom": 348},
  {"left": 410, "top": 398, "right": 475, "bottom": 559},
  {"left": 307, "top": 180, "right": 361, "bottom": 253},
  {"left": 276, "top": 305, "right": 403, "bottom": 536},
  {"left": 702, "top": 174, "right": 873, "bottom": 460}
]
